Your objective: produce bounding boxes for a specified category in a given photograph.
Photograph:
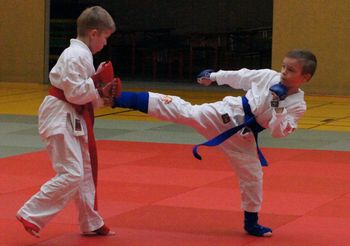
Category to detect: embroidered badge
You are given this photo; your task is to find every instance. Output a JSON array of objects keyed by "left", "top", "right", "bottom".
[
  {"left": 75, "top": 119, "right": 82, "bottom": 131},
  {"left": 221, "top": 113, "right": 231, "bottom": 124}
]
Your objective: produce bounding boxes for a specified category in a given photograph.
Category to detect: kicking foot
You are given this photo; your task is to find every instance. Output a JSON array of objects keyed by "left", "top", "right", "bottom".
[
  {"left": 16, "top": 215, "right": 40, "bottom": 238},
  {"left": 244, "top": 223, "right": 272, "bottom": 237},
  {"left": 82, "top": 224, "right": 116, "bottom": 236}
]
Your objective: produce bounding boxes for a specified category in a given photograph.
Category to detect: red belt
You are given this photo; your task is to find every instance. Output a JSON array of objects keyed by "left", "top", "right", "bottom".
[{"left": 49, "top": 86, "right": 98, "bottom": 210}]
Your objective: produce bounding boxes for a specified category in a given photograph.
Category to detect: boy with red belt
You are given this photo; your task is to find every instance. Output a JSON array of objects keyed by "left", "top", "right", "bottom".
[{"left": 17, "top": 6, "right": 120, "bottom": 238}]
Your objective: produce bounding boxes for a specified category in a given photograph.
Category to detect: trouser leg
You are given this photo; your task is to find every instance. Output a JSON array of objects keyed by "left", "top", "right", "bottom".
[
  {"left": 73, "top": 135, "right": 104, "bottom": 232},
  {"left": 17, "top": 133, "right": 84, "bottom": 229}
]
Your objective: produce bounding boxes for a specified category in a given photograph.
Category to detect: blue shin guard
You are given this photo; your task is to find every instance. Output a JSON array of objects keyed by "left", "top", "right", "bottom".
[
  {"left": 244, "top": 211, "right": 272, "bottom": 237},
  {"left": 113, "top": 92, "right": 149, "bottom": 113}
]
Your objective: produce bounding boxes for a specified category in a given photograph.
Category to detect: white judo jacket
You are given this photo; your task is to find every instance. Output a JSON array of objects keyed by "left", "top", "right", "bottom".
[
  {"left": 39, "top": 39, "right": 103, "bottom": 139},
  {"left": 212, "top": 69, "right": 306, "bottom": 138}
]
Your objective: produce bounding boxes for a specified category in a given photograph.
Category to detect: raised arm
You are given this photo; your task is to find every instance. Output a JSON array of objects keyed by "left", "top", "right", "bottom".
[{"left": 197, "top": 68, "right": 274, "bottom": 91}]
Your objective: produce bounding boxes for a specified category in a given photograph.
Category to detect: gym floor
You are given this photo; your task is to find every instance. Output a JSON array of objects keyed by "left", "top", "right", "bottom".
[
  {"left": 1, "top": 80, "right": 350, "bottom": 245},
  {"left": 1, "top": 80, "right": 349, "bottom": 157}
]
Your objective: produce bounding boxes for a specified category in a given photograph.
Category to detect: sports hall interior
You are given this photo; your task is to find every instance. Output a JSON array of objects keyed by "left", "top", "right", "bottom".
[{"left": 1, "top": 0, "right": 350, "bottom": 245}]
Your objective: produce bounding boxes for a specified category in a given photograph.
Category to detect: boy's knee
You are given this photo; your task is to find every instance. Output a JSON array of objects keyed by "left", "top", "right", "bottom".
[{"left": 65, "top": 171, "right": 84, "bottom": 185}]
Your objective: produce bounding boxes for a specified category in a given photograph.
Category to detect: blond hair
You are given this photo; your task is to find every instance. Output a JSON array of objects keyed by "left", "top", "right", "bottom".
[{"left": 77, "top": 6, "right": 115, "bottom": 36}]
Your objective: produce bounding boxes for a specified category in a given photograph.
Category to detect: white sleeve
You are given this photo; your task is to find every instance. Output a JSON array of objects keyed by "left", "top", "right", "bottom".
[
  {"left": 51, "top": 57, "right": 100, "bottom": 105},
  {"left": 268, "top": 105, "right": 306, "bottom": 138},
  {"left": 210, "top": 68, "right": 275, "bottom": 91}
]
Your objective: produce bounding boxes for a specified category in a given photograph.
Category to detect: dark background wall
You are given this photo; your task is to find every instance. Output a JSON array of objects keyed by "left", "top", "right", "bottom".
[
  {"left": 51, "top": 0, "right": 273, "bottom": 33},
  {"left": 49, "top": 0, "right": 273, "bottom": 80},
  {"left": 108, "top": 0, "right": 272, "bottom": 33}
]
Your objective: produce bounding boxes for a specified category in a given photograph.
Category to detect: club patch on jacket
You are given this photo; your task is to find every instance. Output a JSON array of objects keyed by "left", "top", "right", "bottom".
[{"left": 221, "top": 113, "right": 231, "bottom": 124}]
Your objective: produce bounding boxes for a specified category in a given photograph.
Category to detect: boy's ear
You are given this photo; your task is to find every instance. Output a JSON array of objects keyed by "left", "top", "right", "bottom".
[
  {"left": 88, "top": 29, "right": 98, "bottom": 37},
  {"left": 303, "top": 73, "right": 312, "bottom": 82}
]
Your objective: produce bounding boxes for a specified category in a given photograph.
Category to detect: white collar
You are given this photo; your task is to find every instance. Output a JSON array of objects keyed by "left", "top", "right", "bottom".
[{"left": 70, "top": 39, "right": 92, "bottom": 55}]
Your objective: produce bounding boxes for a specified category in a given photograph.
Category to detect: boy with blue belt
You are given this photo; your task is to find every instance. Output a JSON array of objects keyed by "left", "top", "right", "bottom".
[{"left": 113, "top": 49, "right": 317, "bottom": 237}]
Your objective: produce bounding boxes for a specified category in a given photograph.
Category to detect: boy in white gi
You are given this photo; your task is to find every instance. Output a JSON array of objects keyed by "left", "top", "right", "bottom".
[
  {"left": 112, "top": 49, "right": 317, "bottom": 237},
  {"left": 17, "top": 6, "right": 120, "bottom": 238}
]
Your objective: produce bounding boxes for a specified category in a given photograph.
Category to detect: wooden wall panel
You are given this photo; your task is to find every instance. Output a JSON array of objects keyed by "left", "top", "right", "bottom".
[
  {"left": 0, "top": 0, "right": 45, "bottom": 82},
  {"left": 272, "top": 0, "right": 350, "bottom": 96}
]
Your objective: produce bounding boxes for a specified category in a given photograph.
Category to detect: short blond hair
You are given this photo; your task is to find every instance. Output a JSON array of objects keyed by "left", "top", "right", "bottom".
[
  {"left": 77, "top": 6, "right": 115, "bottom": 36},
  {"left": 286, "top": 49, "right": 317, "bottom": 77}
]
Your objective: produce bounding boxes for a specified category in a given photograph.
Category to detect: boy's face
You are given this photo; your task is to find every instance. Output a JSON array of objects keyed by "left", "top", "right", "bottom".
[
  {"left": 88, "top": 29, "right": 113, "bottom": 55},
  {"left": 280, "top": 57, "right": 311, "bottom": 90}
]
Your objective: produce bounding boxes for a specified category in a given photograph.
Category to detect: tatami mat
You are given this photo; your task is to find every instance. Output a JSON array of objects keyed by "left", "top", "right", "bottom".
[
  {"left": 1, "top": 141, "right": 350, "bottom": 245},
  {"left": 1, "top": 81, "right": 350, "bottom": 245}
]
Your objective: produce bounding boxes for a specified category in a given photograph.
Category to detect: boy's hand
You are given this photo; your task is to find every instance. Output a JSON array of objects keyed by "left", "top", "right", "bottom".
[
  {"left": 197, "top": 69, "right": 215, "bottom": 86},
  {"left": 197, "top": 78, "right": 213, "bottom": 86}
]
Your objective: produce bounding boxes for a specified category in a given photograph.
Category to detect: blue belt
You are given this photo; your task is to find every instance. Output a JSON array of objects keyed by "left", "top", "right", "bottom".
[{"left": 192, "top": 96, "right": 268, "bottom": 166}]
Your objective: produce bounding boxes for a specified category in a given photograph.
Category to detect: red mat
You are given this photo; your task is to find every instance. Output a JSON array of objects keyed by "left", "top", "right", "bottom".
[{"left": 1, "top": 140, "right": 350, "bottom": 245}]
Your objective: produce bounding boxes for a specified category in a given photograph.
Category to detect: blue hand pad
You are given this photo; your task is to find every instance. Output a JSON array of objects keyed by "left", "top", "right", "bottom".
[
  {"left": 197, "top": 69, "right": 214, "bottom": 79},
  {"left": 269, "top": 82, "right": 288, "bottom": 100}
]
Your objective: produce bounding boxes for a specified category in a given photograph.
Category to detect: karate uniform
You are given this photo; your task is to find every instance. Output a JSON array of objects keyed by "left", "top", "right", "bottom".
[
  {"left": 147, "top": 68, "right": 306, "bottom": 212},
  {"left": 17, "top": 39, "right": 105, "bottom": 232}
]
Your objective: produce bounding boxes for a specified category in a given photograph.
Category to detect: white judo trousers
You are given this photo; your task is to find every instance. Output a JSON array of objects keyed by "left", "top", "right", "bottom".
[
  {"left": 148, "top": 92, "right": 263, "bottom": 212},
  {"left": 17, "top": 129, "right": 104, "bottom": 232}
]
